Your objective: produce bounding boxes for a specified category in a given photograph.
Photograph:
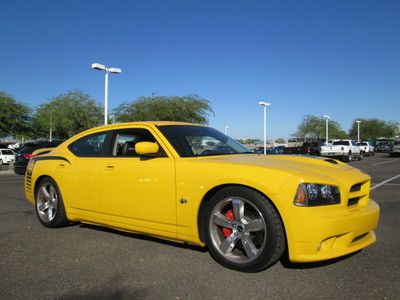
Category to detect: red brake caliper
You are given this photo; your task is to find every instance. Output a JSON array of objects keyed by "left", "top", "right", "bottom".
[{"left": 222, "top": 209, "right": 234, "bottom": 237}]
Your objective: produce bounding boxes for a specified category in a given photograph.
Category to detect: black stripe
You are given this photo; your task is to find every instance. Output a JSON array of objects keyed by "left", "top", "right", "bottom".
[{"left": 32, "top": 156, "right": 70, "bottom": 164}]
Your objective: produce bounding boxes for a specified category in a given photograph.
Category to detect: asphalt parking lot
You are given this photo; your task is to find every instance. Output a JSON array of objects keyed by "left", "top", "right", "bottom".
[{"left": 1, "top": 153, "right": 399, "bottom": 299}]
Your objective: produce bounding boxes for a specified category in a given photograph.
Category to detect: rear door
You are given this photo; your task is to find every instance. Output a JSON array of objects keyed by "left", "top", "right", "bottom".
[{"left": 61, "top": 131, "right": 113, "bottom": 215}]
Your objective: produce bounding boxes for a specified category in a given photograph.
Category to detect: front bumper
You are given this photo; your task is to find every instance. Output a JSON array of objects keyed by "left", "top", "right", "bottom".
[{"left": 286, "top": 199, "right": 379, "bottom": 262}]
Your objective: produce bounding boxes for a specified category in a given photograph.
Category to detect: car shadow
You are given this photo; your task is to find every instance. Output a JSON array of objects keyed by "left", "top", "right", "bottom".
[
  {"left": 59, "top": 274, "right": 150, "bottom": 299},
  {"left": 279, "top": 249, "right": 361, "bottom": 269},
  {"left": 76, "top": 223, "right": 361, "bottom": 270},
  {"left": 78, "top": 223, "right": 208, "bottom": 253}
]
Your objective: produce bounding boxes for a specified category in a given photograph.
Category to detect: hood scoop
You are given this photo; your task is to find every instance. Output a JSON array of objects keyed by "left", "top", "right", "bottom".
[{"left": 323, "top": 158, "right": 339, "bottom": 165}]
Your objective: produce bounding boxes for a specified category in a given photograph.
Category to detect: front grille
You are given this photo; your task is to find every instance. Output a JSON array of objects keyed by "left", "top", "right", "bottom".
[
  {"left": 350, "top": 183, "right": 362, "bottom": 192},
  {"left": 346, "top": 180, "right": 370, "bottom": 207}
]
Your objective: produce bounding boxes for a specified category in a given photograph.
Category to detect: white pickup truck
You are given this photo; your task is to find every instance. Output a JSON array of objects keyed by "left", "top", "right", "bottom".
[
  {"left": 357, "top": 141, "right": 375, "bottom": 156},
  {"left": 320, "top": 140, "right": 362, "bottom": 162}
]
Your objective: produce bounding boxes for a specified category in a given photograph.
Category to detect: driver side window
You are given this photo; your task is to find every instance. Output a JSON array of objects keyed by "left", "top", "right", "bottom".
[{"left": 112, "top": 128, "right": 166, "bottom": 157}]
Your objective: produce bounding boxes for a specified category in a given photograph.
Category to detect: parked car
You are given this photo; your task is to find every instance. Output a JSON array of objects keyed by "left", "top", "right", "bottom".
[
  {"left": 0, "top": 148, "right": 15, "bottom": 167},
  {"left": 25, "top": 122, "right": 379, "bottom": 272},
  {"left": 320, "top": 140, "right": 362, "bottom": 162},
  {"left": 273, "top": 145, "right": 286, "bottom": 154},
  {"left": 375, "top": 142, "right": 392, "bottom": 153},
  {"left": 389, "top": 141, "right": 400, "bottom": 157},
  {"left": 283, "top": 142, "right": 322, "bottom": 156},
  {"left": 14, "top": 141, "right": 62, "bottom": 175},
  {"left": 253, "top": 146, "right": 279, "bottom": 154},
  {"left": 357, "top": 141, "right": 375, "bottom": 156}
]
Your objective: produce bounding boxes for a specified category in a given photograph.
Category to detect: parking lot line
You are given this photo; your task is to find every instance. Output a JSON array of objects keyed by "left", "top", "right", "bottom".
[
  {"left": 371, "top": 174, "right": 400, "bottom": 191},
  {"left": 372, "top": 158, "right": 400, "bottom": 166}
]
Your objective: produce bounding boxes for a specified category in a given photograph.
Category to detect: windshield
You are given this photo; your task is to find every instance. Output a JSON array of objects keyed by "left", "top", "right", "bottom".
[{"left": 158, "top": 125, "right": 251, "bottom": 157}]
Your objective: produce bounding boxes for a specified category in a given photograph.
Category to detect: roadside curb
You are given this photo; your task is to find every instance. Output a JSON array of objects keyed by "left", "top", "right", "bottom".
[{"left": 0, "top": 169, "right": 16, "bottom": 176}]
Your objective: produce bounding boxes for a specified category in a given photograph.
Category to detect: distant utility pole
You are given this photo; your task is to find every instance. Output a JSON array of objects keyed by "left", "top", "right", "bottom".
[
  {"left": 356, "top": 120, "right": 361, "bottom": 143},
  {"left": 324, "top": 115, "right": 330, "bottom": 141},
  {"left": 259, "top": 101, "right": 271, "bottom": 155},
  {"left": 224, "top": 125, "right": 230, "bottom": 135}
]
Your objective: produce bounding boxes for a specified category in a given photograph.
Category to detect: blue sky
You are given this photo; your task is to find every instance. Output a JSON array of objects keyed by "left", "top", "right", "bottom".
[{"left": 1, "top": 0, "right": 399, "bottom": 139}]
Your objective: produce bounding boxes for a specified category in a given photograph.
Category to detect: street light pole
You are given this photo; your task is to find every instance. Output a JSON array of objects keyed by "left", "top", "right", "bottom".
[
  {"left": 259, "top": 101, "right": 271, "bottom": 155},
  {"left": 49, "top": 115, "right": 52, "bottom": 142},
  {"left": 356, "top": 120, "right": 361, "bottom": 143},
  {"left": 324, "top": 115, "right": 330, "bottom": 142},
  {"left": 104, "top": 70, "right": 109, "bottom": 125},
  {"left": 91, "top": 63, "right": 122, "bottom": 125}
]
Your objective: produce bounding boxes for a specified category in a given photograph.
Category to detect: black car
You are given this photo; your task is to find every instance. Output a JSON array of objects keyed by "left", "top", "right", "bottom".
[
  {"left": 375, "top": 142, "right": 392, "bottom": 153},
  {"left": 14, "top": 141, "right": 62, "bottom": 175},
  {"left": 254, "top": 146, "right": 280, "bottom": 154}
]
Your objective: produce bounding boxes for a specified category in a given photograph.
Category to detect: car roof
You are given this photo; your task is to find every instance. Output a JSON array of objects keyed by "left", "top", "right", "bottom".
[
  {"left": 97, "top": 121, "right": 201, "bottom": 128},
  {"left": 72, "top": 121, "right": 206, "bottom": 137}
]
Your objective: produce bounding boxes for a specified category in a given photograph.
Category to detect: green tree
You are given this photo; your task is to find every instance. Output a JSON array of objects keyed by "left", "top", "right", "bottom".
[
  {"left": 0, "top": 91, "right": 32, "bottom": 139},
  {"left": 113, "top": 95, "right": 213, "bottom": 124},
  {"left": 349, "top": 118, "right": 399, "bottom": 140},
  {"left": 236, "top": 138, "right": 262, "bottom": 145},
  {"left": 32, "top": 91, "right": 103, "bottom": 139},
  {"left": 275, "top": 138, "right": 286, "bottom": 144},
  {"left": 295, "top": 115, "right": 347, "bottom": 140}
]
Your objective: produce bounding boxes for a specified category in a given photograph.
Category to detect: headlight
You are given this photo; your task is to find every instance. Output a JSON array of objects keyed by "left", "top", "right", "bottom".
[{"left": 294, "top": 183, "right": 340, "bottom": 206}]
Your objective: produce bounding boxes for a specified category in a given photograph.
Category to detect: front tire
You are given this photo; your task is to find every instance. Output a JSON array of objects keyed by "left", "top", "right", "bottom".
[
  {"left": 35, "top": 177, "right": 69, "bottom": 228},
  {"left": 344, "top": 151, "right": 352, "bottom": 162},
  {"left": 203, "top": 186, "right": 285, "bottom": 272}
]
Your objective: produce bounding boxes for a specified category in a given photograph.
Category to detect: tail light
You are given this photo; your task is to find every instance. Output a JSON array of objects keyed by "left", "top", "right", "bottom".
[{"left": 22, "top": 153, "right": 36, "bottom": 159}]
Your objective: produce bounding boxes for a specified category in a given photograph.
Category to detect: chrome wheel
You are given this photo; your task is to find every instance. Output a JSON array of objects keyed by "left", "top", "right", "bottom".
[
  {"left": 208, "top": 196, "right": 267, "bottom": 264},
  {"left": 36, "top": 182, "right": 58, "bottom": 223}
]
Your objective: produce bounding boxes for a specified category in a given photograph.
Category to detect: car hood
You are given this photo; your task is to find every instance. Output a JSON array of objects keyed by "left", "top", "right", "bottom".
[{"left": 193, "top": 154, "right": 354, "bottom": 177}]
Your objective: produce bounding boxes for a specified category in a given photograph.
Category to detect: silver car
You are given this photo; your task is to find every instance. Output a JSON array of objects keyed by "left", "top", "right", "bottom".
[{"left": 389, "top": 141, "right": 400, "bottom": 157}]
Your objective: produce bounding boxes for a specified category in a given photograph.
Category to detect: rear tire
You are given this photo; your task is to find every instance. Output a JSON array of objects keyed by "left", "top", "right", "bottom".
[
  {"left": 35, "top": 177, "right": 69, "bottom": 228},
  {"left": 203, "top": 186, "right": 285, "bottom": 272}
]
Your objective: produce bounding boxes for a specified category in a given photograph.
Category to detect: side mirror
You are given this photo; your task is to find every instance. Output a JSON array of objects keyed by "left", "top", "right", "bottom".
[{"left": 135, "top": 142, "right": 160, "bottom": 156}]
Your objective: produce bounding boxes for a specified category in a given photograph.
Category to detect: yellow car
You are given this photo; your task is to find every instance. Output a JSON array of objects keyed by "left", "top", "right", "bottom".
[{"left": 25, "top": 122, "right": 379, "bottom": 272}]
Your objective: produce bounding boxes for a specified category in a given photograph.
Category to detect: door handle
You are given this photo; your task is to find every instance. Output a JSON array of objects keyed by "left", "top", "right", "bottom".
[{"left": 105, "top": 165, "right": 115, "bottom": 170}]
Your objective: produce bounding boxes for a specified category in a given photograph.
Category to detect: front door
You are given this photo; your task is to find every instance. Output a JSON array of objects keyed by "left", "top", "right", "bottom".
[{"left": 99, "top": 127, "right": 177, "bottom": 237}]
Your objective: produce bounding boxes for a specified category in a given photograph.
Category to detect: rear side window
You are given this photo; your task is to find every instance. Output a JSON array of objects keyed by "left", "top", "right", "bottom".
[{"left": 69, "top": 132, "right": 108, "bottom": 157}]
